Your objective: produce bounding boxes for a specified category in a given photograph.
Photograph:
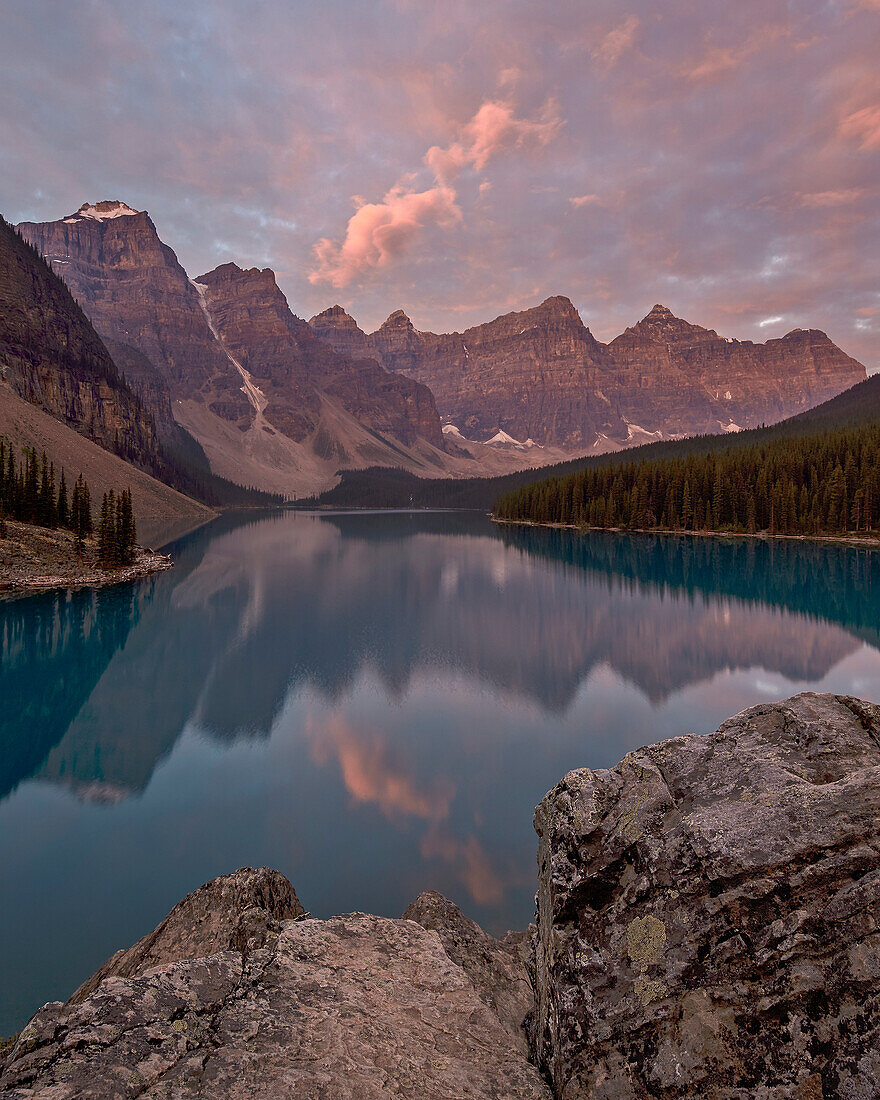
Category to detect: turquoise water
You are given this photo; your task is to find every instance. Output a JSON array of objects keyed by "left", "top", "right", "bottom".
[{"left": 3, "top": 510, "right": 880, "bottom": 1033}]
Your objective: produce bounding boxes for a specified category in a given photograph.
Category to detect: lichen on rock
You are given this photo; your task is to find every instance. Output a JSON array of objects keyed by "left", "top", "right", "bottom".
[{"left": 532, "top": 691, "right": 880, "bottom": 1098}]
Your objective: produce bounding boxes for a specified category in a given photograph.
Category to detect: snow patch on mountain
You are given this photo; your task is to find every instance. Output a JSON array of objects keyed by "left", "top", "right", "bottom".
[
  {"left": 486, "top": 430, "right": 541, "bottom": 449},
  {"left": 64, "top": 201, "right": 140, "bottom": 224}
]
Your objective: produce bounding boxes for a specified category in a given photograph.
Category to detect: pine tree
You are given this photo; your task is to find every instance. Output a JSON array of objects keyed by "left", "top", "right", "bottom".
[{"left": 57, "top": 470, "right": 69, "bottom": 529}]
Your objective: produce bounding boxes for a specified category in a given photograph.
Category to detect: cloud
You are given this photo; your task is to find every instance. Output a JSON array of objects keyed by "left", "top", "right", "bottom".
[
  {"left": 798, "top": 189, "right": 865, "bottom": 207},
  {"left": 310, "top": 182, "right": 461, "bottom": 288},
  {"left": 570, "top": 193, "right": 601, "bottom": 207},
  {"left": 310, "top": 97, "right": 562, "bottom": 287},
  {"left": 840, "top": 103, "right": 880, "bottom": 150},
  {"left": 679, "top": 24, "right": 789, "bottom": 83},
  {"left": 425, "top": 98, "right": 562, "bottom": 182},
  {"left": 592, "top": 15, "right": 640, "bottom": 69}
]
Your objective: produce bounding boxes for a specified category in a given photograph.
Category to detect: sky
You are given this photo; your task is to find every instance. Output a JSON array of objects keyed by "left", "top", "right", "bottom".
[{"left": 2, "top": 0, "right": 878, "bottom": 368}]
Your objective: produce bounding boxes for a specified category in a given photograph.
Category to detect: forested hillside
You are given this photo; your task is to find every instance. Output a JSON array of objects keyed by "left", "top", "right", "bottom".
[{"left": 494, "top": 422, "right": 880, "bottom": 537}]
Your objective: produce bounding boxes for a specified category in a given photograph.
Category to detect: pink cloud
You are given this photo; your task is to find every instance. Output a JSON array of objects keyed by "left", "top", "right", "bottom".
[
  {"left": 310, "top": 97, "right": 562, "bottom": 287},
  {"left": 679, "top": 24, "right": 789, "bottom": 84},
  {"left": 798, "top": 188, "right": 865, "bottom": 207},
  {"left": 840, "top": 103, "right": 880, "bottom": 150},
  {"left": 310, "top": 182, "right": 460, "bottom": 288},
  {"left": 570, "top": 193, "right": 601, "bottom": 207},
  {"left": 591, "top": 15, "right": 641, "bottom": 69},
  {"left": 425, "top": 98, "right": 561, "bottom": 183}
]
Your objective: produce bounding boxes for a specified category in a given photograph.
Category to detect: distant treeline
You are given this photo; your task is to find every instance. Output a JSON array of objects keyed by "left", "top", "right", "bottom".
[
  {"left": 494, "top": 422, "right": 880, "bottom": 537},
  {"left": 0, "top": 439, "right": 137, "bottom": 565}
]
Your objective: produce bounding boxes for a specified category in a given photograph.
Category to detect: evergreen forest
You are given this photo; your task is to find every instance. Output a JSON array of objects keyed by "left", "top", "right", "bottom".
[
  {"left": 0, "top": 439, "right": 137, "bottom": 566},
  {"left": 493, "top": 422, "right": 880, "bottom": 538}
]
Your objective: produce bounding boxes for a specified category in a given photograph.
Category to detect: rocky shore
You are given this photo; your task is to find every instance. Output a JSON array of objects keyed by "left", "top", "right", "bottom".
[
  {"left": 2, "top": 692, "right": 878, "bottom": 1097},
  {"left": 0, "top": 520, "right": 172, "bottom": 595}
]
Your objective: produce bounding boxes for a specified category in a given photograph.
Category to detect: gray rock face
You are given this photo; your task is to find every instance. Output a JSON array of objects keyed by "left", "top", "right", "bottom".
[
  {"left": 402, "top": 890, "right": 535, "bottom": 1055},
  {"left": 68, "top": 866, "right": 304, "bottom": 1004},
  {"left": 2, "top": 913, "right": 550, "bottom": 1099},
  {"left": 533, "top": 692, "right": 880, "bottom": 1099}
]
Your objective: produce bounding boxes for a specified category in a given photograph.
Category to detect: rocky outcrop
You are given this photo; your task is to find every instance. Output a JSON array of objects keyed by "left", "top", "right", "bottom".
[
  {"left": 309, "top": 300, "right": 866, "bottom": 449},
  {"left": 5, "top": 692, "right": 879, "bottom": 1097},
  {"left": 1, "top": 876, "right": 549, "bottom": 1099},
  {"left": 532, "top": 692, "right": 880, "bottom": 1098},
  {"left": 68, "top": 867, "right": 305, "bottom": 1004},
  {"left": 402, "top": 889, "right": 535, "bottom": 1055}
]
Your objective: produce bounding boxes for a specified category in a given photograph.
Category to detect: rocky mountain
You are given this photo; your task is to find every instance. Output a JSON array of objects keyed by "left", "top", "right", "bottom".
[
  {"left": 4, "top": 693, "right": 877, "bottom": 1097},
  {"left": 19, "top": 204, "right": 530, "bottom": 496},
  {"left": 195, "top": 262, "right": 444, "bottom": 448},
  {"left": 310, "top": 298, "right": 866, "bottom": 449},
  {"left": 18, "top": 202, "right": 253, "bottom": 420},
  {"left": 0, "top": 214, "right": 158, "bottom": 466},
  {"left": 605, "top": 302, "right": 864, "bottom": 437}
]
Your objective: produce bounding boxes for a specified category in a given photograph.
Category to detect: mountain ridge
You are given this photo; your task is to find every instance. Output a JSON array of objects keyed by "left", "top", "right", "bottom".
[
  {"left": 310, "top": 296, "right": 865, "bottom": 448},
  {"left": 18, "top": 205, "right": 557, "bottom": 496}
]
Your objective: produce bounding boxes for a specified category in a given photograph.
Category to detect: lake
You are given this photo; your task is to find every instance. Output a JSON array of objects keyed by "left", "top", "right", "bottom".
[{"left": 3, "top": 509, "right": 880, "bottom": 1034}]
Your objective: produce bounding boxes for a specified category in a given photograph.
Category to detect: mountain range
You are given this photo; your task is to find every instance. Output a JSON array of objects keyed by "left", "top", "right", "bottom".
[
  {"left": 4, "top": 198, "right": 869, "bottom": 503},
  {"left": 310, "top": 298, "right": 865, "bottom": 448},
  {"left": 18, "top": 202, "right": 561, "bottom": 497}
]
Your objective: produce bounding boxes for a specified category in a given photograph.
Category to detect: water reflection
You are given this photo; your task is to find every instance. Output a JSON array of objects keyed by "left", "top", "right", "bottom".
[{"left": 2, "top": 510, "right": 880, "bottom": 1033}]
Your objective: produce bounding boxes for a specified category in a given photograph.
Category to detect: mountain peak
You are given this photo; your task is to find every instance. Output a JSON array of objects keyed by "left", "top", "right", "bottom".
[
  {"left": 380, "top": 309, "right": 414, "bottom": 331},
  {"left": 310, "top": 304, "right": 360, "bottom": 327},
  {"left": 64, "top": 200, "right": 141, "bottom": 224},
  {"left": 540, "top": 295, "right": 578, "bottom": 313},
  {"left": 643, "top": 303, "right": 676, "bottom": 321}
]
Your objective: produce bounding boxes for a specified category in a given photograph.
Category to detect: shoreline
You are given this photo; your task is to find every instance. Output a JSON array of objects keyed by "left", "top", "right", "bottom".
[
  {"left": 491, "top": 515, "right": 880, "bottom": 550},
  {"left": 0, "top": 519, "right": 173, "bottom": 597}
]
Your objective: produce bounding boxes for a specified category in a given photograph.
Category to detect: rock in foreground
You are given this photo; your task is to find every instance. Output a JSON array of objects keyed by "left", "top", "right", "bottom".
[
  {"left": 533, "top": 692, "right": 880, "bottom": 1098},
  {"left": 68, "top": 866, "right": 304, "bottom": 1004},
  {"left": 2, "top": 876, "right": 549, "bottom": 1099},
  {"left": 403, "top": 889, "right": 535, "bottom": 1055}
]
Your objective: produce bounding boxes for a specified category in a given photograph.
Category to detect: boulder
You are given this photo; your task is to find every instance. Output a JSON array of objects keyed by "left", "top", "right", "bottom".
[
  {"left": 2, "top": 914, "right": 550, "bottom": 1099},
  {"left": 532, "top": 692, "right": 880, "bottom": 1098}
]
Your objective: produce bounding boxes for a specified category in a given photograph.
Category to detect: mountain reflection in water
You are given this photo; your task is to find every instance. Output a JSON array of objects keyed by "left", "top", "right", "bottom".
[{"left": 2, "top": 510, "right": 880, "bottom": 1034}]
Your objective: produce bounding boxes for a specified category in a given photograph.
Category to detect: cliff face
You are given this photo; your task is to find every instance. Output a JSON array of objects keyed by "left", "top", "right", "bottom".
[
  {"left": 310, "top": 299, "right": 866, "bottom": 448},
  {"left": 197, "top": 263, "right": 445, "bottom": 448},
  {"left": 17, "top": 202, "right": 250, "bottom": 424},
  {"left": 0, "top": 215, "right": 158, "bottom": 466},
  {"left": 605, "top": 304, "right": 866, "bottom": 436}
]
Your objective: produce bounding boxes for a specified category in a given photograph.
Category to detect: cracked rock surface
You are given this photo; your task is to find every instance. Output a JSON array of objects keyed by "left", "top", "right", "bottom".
[
  {"left": 2, "top": 894, "right": 549, "bottom": 1098},
  {"left": 533, "top": 692, "right": 880, "bottom": 1099},
  {"left": 402, "top": 890, "right": 535, "bottom": 1055},
  {"left": 68, "top": 866, "right": 304, "bottom": 1004}
]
